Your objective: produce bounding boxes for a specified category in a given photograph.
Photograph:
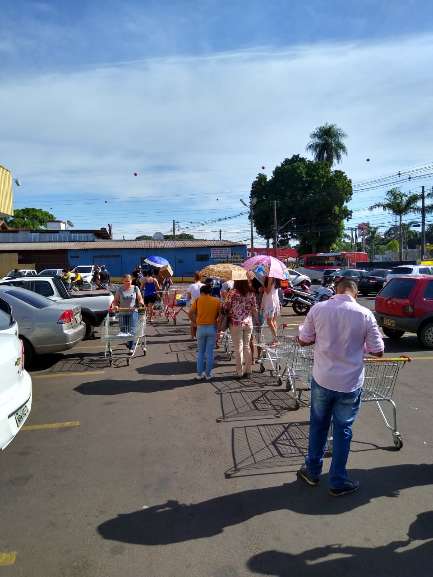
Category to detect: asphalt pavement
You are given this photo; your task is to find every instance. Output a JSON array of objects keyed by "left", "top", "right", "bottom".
[{"left": 1, "top": 298, "right": 433, "bottom": 577}]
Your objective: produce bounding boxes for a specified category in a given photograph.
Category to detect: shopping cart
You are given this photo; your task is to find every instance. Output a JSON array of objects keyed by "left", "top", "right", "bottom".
[
  {"left": 103, "top": 308, "right": 147, "bottom": 366},
  {"left": 285, "top": 342, "right": 410, "bottom": 449},
  {"left": 163, "top": 290, "right": 189, "bottom": 324},
  {"left": 220, "top": 329, "right": 233, "bottom": 360},
  {"left": 256, "top": 325, "right": 297, "bottom": 387}
]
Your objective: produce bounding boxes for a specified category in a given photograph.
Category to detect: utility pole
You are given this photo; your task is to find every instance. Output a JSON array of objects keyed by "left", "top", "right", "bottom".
[
  {"left": 421, "top": 185, "right": 426, "bottom": 260},
  {"left": 273, "top": 200, "right": 278, "bottom": 257},
  {"left": 249, "top": 205, "right": 254, "bottom": 254},
  {"left": 172, "top": 219, "right": 176, "bottom": 240},
  {"left": 219, "top": 229, "right": 222, "bottom": 241}
]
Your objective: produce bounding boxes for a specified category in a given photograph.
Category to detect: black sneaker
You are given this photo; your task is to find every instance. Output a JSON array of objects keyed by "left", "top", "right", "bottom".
[
  {"left": 329, "top": 480, "right": 360, "bottom": 497},
  {"left": 297, "top": 466, "right": 320, "bottom": 487}
]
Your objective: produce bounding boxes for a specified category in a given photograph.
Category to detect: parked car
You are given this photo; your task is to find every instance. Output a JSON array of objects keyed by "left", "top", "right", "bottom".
[
  {"left": 0, "top": 286, "right": 86, "bottom": 366},
  {"left": 287, "top": 269, "right": 311, "bottom": 290},
  {"left": 375, "top": 275, "right": 433, "bottom": 348},
  {"left": 0, "top": 276, "right": 113, "bottom": 338},
  {"left": 38, "top": 268, "right": 63, "bottom": 277},
  {"left": 1, "top": 269, "right": 37, "bottom": 281},
  {"left": 332, "top": 269, "right": 367, "bottom": 284},
  {"left": 0, "top": 297, "right": 32, "bottom": 449},
  {"left": 72, "top": 265, "right": 96, "bottom": 284},
  {"left": 385, "top": 265, "right": 433, "bottom": 284},
  {"left": 322, "top": 268, "right": 340, "bottom": 286},
  {"left": 358, "top": 269, "right": 392, "bottom": 296}
]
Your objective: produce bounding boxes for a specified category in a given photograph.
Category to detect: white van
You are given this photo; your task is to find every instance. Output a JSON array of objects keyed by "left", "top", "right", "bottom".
[{"left": 0, "top": 298, "right": 32, "bottom": 450}]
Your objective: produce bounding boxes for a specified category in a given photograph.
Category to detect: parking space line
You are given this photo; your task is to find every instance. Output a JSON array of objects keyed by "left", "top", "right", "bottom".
[
  {"left": 32, "top": 370, "right": 104, "bottom": 379},
  {"left": 23, "top": 421, "right": 80, "bottom": 431},
  {"left": 0, "top": 552, "right": 16, "bottom": 566}
]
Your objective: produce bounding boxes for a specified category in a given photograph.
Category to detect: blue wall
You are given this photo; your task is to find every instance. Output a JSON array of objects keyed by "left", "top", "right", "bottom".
[{"left": 67, "top": 246, "right": 247, "bottom": 277}]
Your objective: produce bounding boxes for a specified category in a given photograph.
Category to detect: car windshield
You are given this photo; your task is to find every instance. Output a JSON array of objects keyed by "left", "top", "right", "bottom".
[
  {"left": 390, "top": 267, "right": 413, "bottom": 275},
  {"left": 39, "top": 269, "right": 57, "bottom": 275},
  {"left": 369, "top": 270, "right": 389, "bottom": 277},
  {"left": 0, "top": 288, "right": 50, "bottom": 309},
  {"left": 75, "top": 266, "right": 92, "bottom": 273},
  {"left": 379, "top": 278, "right": 416, "bottom": 299}
]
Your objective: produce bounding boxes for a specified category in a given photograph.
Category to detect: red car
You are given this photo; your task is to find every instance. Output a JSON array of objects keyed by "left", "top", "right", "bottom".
[{"left": 375, "top": 275, "right": 433, "bottom": 348}]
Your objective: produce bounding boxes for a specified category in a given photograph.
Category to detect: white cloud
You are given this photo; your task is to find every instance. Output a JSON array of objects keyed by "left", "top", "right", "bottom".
[{"left": 1, "top": 35, "right": 433, "bottom": 238}]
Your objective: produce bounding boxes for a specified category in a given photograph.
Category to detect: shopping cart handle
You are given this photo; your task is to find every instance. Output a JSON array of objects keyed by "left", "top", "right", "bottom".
[{"left": 364, "top": 355, "right": 412, "bottom": 362}]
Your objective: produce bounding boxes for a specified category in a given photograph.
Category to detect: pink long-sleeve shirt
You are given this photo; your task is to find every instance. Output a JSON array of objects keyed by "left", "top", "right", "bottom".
[{"left": 298, "top": 294, "right": 384, "bottom": 392}]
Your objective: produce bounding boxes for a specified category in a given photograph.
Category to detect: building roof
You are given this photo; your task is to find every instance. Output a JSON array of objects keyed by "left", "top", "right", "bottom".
[
  {"left": 0, "top": 223, "right": 111, "bottom": 239},
  {"left": 0, "top": 239, "right": 245, "bottom": 251}
]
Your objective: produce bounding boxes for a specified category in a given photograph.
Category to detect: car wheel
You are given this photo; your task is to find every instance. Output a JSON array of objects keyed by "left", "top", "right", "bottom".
[
  {"left": 382, "top": 327, "right": 405, "bottom": 340},
  {"left": 21, "top": 337, "right": 35, "bottom": 369},
  {"left": 418, "top": 322, "right": 433, "bottom": 349}
]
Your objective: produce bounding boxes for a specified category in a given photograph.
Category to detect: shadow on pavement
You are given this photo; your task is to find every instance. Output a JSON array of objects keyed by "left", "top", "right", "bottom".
[
  {"left": 137, "top": 360, "right": 196, "bottom": 376},
  {"left": 384, "top": 335, "right": 429, "bottom": 354},
  {"left": 75, "top": 376, "right": 199, "bottom": 395},
  {"left": 247, "top": 511, "right": 433, "bottom": 577},
  {"left": 97, "top": 464, "right": 433, "bottom": 546}
]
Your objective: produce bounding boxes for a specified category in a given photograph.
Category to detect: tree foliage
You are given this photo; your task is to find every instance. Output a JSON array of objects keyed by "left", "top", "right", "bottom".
[
  {"left": 251, "top": 155, "right": 352, "bottom": 253},
  {"left": 306, "top": 123, "right": 348, "bottom": 166},
  {"left": 5, "top": 208, "right": 56, "bottom": 229}
]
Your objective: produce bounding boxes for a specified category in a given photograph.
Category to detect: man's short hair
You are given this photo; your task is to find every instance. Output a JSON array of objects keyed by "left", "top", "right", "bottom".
[
  {"left": 336, "top": 278, "right": 358, "bottom": 294},
  {"left": 200, "top": 284, "right": 212, "bottom": 295}
]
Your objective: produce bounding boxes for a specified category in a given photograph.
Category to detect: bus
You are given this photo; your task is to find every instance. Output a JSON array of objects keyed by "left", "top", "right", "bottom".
[{"left": 296, "top": 252, "right": 368, "bottom": 281}]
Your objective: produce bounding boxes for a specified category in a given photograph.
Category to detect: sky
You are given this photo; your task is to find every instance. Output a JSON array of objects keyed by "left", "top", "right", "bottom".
[{"left": 1, "top": 0, "right": 433, "bottom": 242}]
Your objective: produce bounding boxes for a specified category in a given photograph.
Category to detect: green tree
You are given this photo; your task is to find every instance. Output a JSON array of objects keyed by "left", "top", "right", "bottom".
[
  {"left": 370, "top": 188, "right": 420, "bottom": 261},
  {"left": 5, "top": 207, "right": 55, "bottom": 229},
  {"left": 251, "top": 155, "right": 352, "bottom": 253},
  {"left": 306, "top": 123, "right": 348, "bottom": 166},
  {"left": 365, "top": 226, "right": 384, "bottom": 260}
]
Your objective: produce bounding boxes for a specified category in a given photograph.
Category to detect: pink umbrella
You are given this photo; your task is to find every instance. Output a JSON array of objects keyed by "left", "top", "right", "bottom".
[{"left": 243, "top": 255, "right": 289, "bottom": 281}]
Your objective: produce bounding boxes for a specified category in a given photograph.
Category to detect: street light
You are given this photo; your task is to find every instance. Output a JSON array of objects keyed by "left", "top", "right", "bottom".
[{"left": 240, "top": 197, "right": 257, "bottom": 254}]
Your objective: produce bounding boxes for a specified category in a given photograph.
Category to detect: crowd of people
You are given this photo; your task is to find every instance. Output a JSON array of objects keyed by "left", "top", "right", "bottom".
[{"left": 187, "top": 272, "right": 281, "bottom": 381}]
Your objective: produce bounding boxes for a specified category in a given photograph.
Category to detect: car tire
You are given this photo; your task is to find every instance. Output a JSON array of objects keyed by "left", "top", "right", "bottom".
[
  {"left": 417, "top": 322, "right": 433, "bottom": 349},
  {"left": 21, "top": 337, "right": 35, "bottom": 369},
  {"left": 382, "top": 327, "right": 405, "bottom": 340}
]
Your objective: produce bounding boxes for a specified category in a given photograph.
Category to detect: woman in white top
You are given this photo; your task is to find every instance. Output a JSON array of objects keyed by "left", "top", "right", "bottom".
[
  {"left": 261, "top": 277, "right": 281, "bottom": 344},
  {"left": 188, "top": 272, "right": 204, "bottom": 339}
]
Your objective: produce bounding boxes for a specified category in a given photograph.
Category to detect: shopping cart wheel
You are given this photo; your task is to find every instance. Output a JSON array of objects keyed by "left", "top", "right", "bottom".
[
  {"left": 142, "top": 347, "right": 147, "bottom": 356},
  {"left": 259, "top": 364, "right": 266, "bottom": 373},
  {"left": 393, "top": 435, "right": 403, "bottom": 450},
  {"left": 173, "top": 317, "right": 177, "bottom": 325},
  {"left": 278, "top": 377, "right": 283, "bottom": 386}
]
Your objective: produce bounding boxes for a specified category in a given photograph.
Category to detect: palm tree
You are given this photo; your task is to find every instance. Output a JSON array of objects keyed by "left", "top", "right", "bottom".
[
  {"left": 306, "top": 123, "right": 348, "bottom": 166},
  {"left": 366, "top": 226, "right": 382, "bottom": 260},
  {"left": 369, "top": 188, "right": 420, "bottom": 261}
]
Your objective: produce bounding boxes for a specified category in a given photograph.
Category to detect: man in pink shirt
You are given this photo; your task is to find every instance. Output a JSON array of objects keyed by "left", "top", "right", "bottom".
[{"left": 297, "top": 278, "right": 384, "bottom": 496}]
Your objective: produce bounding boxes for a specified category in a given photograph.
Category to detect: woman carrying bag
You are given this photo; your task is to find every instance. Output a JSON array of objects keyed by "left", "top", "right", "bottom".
[{"left": 223, "top": 279, "right": 258, "bottom": 379}]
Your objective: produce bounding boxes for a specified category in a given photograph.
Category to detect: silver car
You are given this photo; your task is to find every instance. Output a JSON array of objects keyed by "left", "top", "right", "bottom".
[{"left": 0, "top": 286, "right": 85, "bottom": 366}]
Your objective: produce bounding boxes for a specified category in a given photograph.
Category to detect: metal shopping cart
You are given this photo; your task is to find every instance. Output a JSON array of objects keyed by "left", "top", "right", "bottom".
[
  {"left": 285, "top": 342, "right": 410, "bottom": 449},
  {"left": 103, "top": 308, "right": 147, "bottom": 366},
  {"left": 163, "top": 290, "right": 189, "bottom": 324},
  {"left": 256, "top": 326, "right": 297, "bottom": 387},
  {"left": 220, "top": 329, "right": 233, "bottom": 360}
]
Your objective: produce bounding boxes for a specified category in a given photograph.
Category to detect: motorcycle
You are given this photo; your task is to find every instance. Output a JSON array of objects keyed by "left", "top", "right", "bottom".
[
  {"left": 290, "top": 285, "right": 334, "bottom": 315},
  {"left": 280, "top": 280, "right": 311, "bottom": 307}
]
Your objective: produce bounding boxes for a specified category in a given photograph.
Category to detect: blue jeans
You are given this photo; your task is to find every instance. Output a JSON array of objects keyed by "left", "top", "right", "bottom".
[
  {"left": 119, "top": 311, "right": 138, "bottom": 350},
  {"left": 196, "top": 324, "right": 217, "bottom": 376},
  {"left": 306, "top": 378, "right": 362, "bottom": 489}
]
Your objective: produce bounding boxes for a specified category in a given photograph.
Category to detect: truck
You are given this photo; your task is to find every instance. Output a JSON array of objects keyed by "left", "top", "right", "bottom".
[{"left": 0, "top": 276, "right": 113, "bottom": 338}]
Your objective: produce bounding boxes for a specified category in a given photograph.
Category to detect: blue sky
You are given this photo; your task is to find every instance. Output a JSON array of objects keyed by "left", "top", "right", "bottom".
[{"left": 1, "top": 0, "right": 433, "bottom": 241}]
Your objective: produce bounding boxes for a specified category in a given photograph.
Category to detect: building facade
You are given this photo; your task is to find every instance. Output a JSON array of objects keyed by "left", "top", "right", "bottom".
[{"left": 0, "top": 240, "right": 247, "bottom": 277}]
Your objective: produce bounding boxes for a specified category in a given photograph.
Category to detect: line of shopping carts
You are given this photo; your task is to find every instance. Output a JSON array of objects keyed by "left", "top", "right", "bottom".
[{"left": 217, "top": 324, "right": 409, "bottom": 452}]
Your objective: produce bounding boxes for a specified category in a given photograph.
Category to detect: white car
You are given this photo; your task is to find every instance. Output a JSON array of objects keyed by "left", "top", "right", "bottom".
[
  {"left": 385, "top": 265, "right": 433, "bottom": 284},
  {"left": 2, "top": 269, "right": 37, "bottom": 281},
  {"left": 0, "top": 298, "right": 32, "bottom": 450},
  {"left": 72, "top": 265, "right": 95, "bottom": 284}
]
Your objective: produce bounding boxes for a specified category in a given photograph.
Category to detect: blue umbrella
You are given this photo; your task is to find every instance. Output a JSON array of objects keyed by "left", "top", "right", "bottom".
[{"left": 144, "top": 255, "right": 170, "bottom": 268}]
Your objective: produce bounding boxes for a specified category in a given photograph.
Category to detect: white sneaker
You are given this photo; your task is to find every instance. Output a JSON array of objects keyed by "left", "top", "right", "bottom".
[
  {"left": 195, "top": 373, "right": 204, "bottom": 380},
  {"left": 205, "top": 373, "right": 213, "bottom": 380}
]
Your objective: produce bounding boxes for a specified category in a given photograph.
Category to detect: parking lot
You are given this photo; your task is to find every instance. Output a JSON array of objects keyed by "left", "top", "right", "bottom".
[{"left": 1, "top": 298, "right": 433, "bottom": 577}]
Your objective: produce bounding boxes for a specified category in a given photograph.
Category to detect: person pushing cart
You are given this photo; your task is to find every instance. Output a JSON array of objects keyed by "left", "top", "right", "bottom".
[{"left": 111, "top": 274, "right": 145, "bottom": 355}]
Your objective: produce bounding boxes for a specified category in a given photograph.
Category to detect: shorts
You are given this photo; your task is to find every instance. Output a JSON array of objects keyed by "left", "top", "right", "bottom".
[{"left": 143, "top": 295, "right": 157, "bottom": 305}]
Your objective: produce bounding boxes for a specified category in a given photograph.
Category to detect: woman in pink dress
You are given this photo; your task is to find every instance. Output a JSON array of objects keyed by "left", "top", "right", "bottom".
[{"left": 260, "top": 277, "right": 281, "bottom": 344}]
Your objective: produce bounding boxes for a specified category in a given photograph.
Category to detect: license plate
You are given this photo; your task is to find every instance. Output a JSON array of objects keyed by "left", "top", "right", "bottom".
[
  {"left": 383, "top": 318, "right": 396, "bottom": 328},
  {"left": 14, "top": 403, "right": 29, "bottom": 428}
]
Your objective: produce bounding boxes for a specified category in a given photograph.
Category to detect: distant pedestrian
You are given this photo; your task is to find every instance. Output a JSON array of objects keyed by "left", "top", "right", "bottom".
[
  {"left": 141, "top": 271, "right": 160, "bottom": 323},
  {"left": 99, "top": 265, "right": 110, "bottom": 288},
  {"left": 189, "top": 284, "right": 221, "bottom": 380},
  {"left": 132, "top": 266, "right": 143, "bottom": 287},
  {"left": 112, "top": 274, "right": 144, "bottom": 354},
  {"left": 223, "top": 279, "right": 258, "bottom": 379},
  {"left": 61, "top": 268, "right": 73, "bottom": 290},
  {"left": 297, "top": 278, "right": 384, "bottom": 496},
  {"left": 187, "top": 272, "right": 204, "bottom": 339},
  {"left": 161, "top": 275, "right": 173, "bottom": 293},
  {"left": 261, "top": 277, "right": 281, "bottom": 344},
  {"left": 92, "top": 266, "right": 101, "bottom": 289}
]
